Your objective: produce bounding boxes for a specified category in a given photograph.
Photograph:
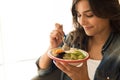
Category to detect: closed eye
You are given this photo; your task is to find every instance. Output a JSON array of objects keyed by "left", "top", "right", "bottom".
[{"left": 86, "top": 14, "right": 94, "bottom": 17}]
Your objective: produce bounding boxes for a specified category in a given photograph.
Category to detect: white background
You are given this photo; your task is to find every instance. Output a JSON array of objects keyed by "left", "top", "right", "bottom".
[{"left": 0, "top": 0, "right": 72, "bottom": 80}]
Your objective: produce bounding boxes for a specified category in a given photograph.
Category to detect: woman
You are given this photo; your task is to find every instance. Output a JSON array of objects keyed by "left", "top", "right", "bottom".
[{"left": 35, "top": 0, "right": 120, "bottom": 80}]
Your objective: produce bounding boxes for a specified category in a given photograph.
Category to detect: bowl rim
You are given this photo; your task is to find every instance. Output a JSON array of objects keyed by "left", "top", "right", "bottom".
[{"left": 47, "top": 48, "right": 90, "bottom": 63}]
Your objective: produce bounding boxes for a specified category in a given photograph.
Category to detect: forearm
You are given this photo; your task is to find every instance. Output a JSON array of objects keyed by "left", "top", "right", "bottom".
[{"left": 39, "top": 47, "right": 53, "bottom": 69}]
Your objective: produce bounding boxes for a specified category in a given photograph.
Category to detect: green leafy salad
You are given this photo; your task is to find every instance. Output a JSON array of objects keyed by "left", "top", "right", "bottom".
[{"left": 63, "top": 48, "right": 86, "bottom": 60}]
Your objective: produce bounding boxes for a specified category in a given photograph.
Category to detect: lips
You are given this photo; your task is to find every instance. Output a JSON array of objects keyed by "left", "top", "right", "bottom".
[{"left": 84, "top": 26, "right": 93, "bottom": 30}]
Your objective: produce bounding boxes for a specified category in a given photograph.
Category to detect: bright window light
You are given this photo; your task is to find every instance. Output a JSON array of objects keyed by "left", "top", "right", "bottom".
[{"left": 0, "top": 0, "right": 72, "bottom": 80}]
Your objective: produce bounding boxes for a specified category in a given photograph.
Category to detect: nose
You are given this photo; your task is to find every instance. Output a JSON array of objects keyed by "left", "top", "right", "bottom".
[{"left": 78, "top": 16, "right": 87, "bottom": 26}]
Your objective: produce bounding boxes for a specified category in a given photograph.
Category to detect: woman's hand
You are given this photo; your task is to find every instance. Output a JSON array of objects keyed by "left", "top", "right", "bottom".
[
  {"left": 49, "top": 23, "right": 65, "bottom": 48},
  {"left": 54, "top": 61, "right": 90, "bottom": 80},
  {"left": 39, "top": 23, "right": 64, "bottom": 69}
]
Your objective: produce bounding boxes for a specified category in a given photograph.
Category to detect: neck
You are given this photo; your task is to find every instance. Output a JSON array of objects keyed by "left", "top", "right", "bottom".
[{"left": 89, "top": 31, "right": 111, "bottom": 45}]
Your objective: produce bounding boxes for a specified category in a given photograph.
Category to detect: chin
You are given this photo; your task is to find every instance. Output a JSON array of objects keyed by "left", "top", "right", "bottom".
[{"left": 85, "top": 32, "right": 94, "bottom": 36}]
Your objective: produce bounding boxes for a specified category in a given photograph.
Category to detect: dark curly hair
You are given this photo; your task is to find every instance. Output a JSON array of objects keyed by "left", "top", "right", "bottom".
[{"left": 65, "top": 0, "right": 120, "bottom": 50}]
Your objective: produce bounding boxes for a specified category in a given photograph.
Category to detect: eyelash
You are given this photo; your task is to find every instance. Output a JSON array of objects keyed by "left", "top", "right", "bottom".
[
  {"left": 86, "top": 14, "right": 94, "bottom": 17},
  {"left": 77, "top": 14, "right": 94, "bottom": 18}
]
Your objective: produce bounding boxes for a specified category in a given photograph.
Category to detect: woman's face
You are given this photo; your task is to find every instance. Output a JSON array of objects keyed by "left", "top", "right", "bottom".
[{"left": 76, "top": 0, "right": 111, "bottom": 36}]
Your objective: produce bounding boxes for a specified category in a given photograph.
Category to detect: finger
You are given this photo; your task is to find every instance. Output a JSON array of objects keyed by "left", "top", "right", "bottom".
[
  {"left": 55, "top": 61, "right": 68, "bottom": 72},
  {"left": 55, "top": 61, "right": 75, "bottom": 74},
  {"left": 55, "top": 23, "right": 65, "bottom": 36},
  {"left": 50, "top": 30, "right": 63, "bottom": 40},
  {"left": 60, "top": 62, "right": 75, "bottom": 71}
]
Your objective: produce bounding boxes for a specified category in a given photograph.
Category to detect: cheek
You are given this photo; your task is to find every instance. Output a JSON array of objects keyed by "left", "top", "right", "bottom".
[
  {"left": 92, "top": 18, "right": 109, "bottom": 28},
  {"left": 89, "top": 19, "right": 99, "bottom": 26},
  {"left": 90, "top": 19, "right": 106, "bottom": 30}
]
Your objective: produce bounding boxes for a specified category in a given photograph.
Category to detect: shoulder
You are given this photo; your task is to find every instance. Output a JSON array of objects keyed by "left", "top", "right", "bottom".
[
  {"left": 106, "top": 33, "right": 120, "bottom": 54},
  {"left": 112, "top": 33, "right": 120, "bottom": 44}
]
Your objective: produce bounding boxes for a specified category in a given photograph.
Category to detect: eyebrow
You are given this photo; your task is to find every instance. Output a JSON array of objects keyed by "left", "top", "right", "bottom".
[
  {"left": 77, "top": 9, "right": 92, "bottom": 14},
  {"left": 83, "top": 10, "right": 92, "bottom": 13}
]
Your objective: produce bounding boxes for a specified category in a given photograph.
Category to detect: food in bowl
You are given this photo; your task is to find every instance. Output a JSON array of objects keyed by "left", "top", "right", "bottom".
[
  {"left": 51, "top": 48, "right": 86, "bottom": 60},
  {"left": 48, "top": 48, "right": 89, "bottom": 67}
]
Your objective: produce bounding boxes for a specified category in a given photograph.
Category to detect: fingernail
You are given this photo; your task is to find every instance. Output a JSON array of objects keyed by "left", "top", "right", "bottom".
[{"left": 53, "top": 60, "right": 56, "bottom": 64}]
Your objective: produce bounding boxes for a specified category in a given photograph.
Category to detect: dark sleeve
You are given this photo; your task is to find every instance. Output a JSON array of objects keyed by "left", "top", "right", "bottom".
[
  {"left": 35, "top": 34, "right": 67, "bottom": 77},
  {"left": 36, "top": 57, "right": 58, "bottom": 76}
]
